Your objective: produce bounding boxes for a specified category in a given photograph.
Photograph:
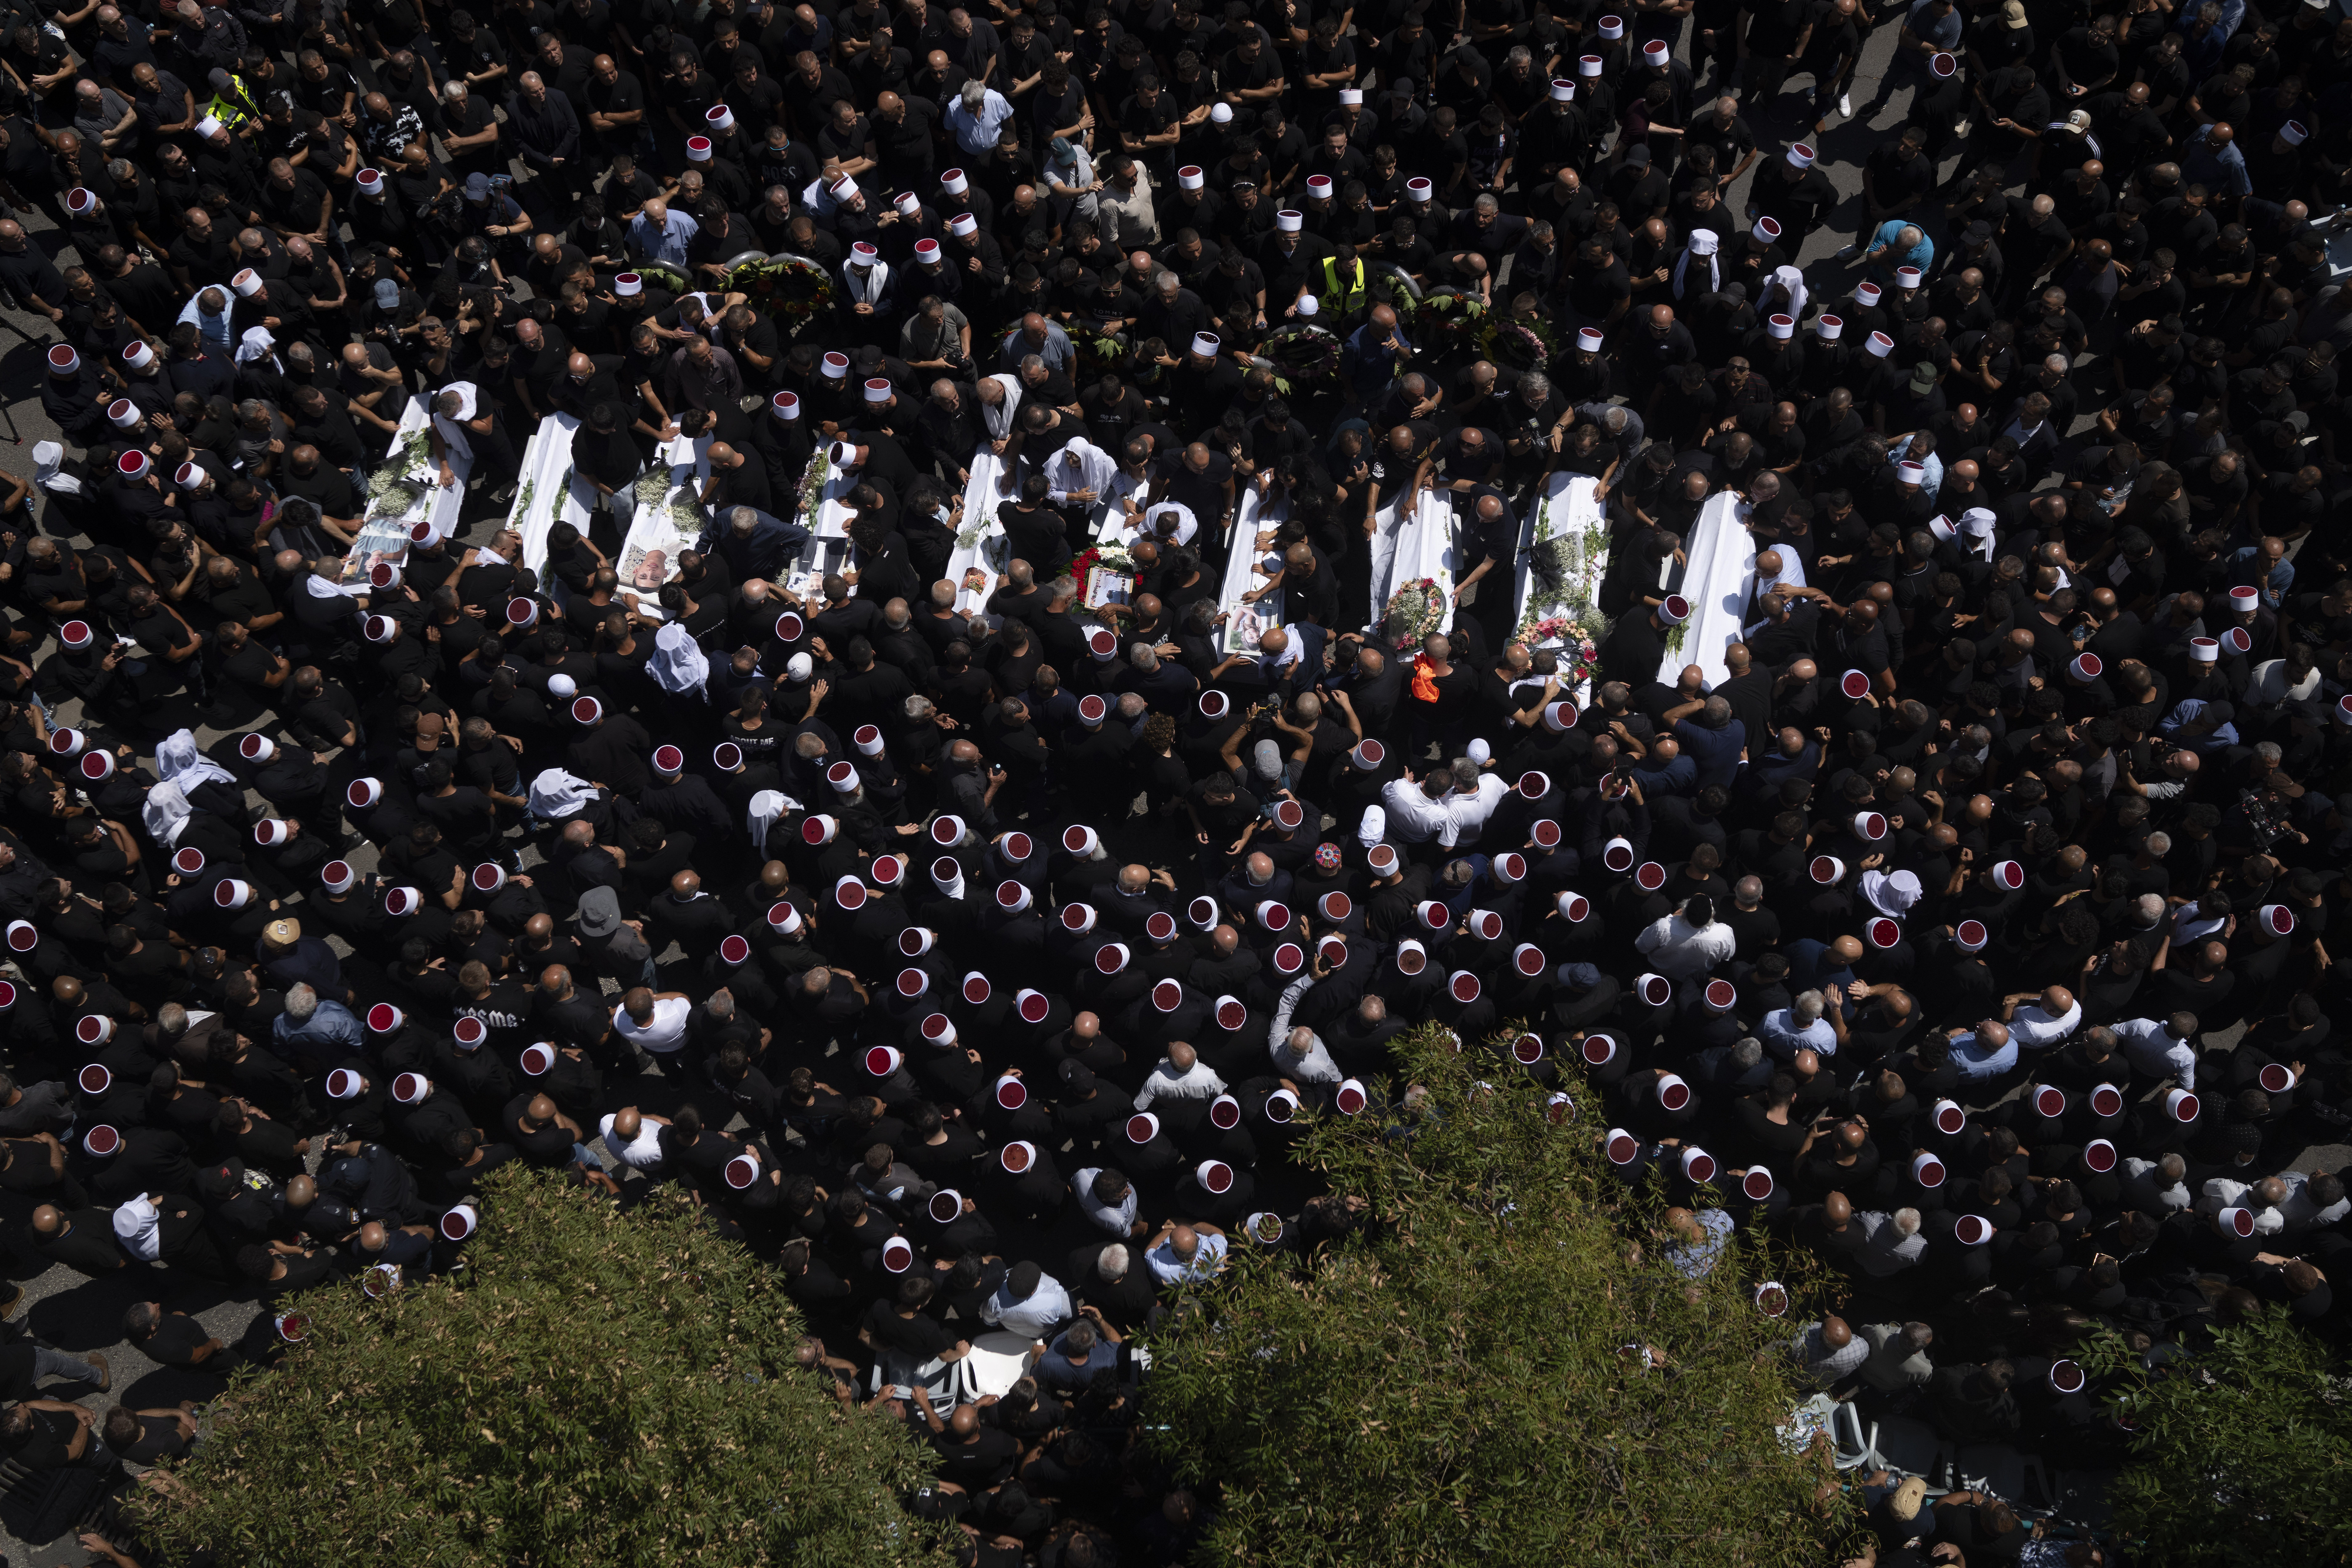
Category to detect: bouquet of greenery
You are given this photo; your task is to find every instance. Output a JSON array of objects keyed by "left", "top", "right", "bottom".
[
  {"left": 1258, "top": 323, "right": 1341, "bottom": 395},
  {"left": 633, "top": 470, "right": 673, "bottom": 511},
  {"left": 1066, "top": 323, "right": 1127, "bottom": 376},
  {"left": 1383, "top": 576, "right": 1446, "bottom": 650},
  {"left": 797, "top": 449, "right": 831, "bottom": 534},
  {"left": 1479, "top": 313, "right": 1555, "bottom": 369},
  {"left": 628, "top": 262, "right": 691, "bottom": 296},
  {"left": 728, "top": 253, "right": 836, "bottom": 334},
  {"left": 1398, "top": 291, "right": 1486, "bottom": 353}
]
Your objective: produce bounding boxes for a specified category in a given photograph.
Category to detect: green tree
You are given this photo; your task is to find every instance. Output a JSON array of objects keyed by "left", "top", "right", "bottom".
[
  {"left": 2079, "top": 1310, "right": 2352, "bottom": 1568},
  {"left": 128, "top": 1166, "right": 954, "bottom": 1568},
  {"left": 1140, "top": 1025, "right": 1853, "bottom": 1567}
]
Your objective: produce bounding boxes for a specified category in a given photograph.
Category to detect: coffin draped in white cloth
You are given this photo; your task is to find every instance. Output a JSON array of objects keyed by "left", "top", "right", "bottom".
[{"left": 1659, "top": 490, "right": 1758, "bottom": 687}]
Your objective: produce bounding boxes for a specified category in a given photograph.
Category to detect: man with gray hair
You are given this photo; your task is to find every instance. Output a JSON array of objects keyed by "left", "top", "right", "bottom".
[
  {"left": 270, "top": 981, "right": 366, "bottom": 1070},
  {"left": 1761, "top": 989, "right": 1839, "bottom": 1060},
  {"left": 946, "top": 75, "right": 1015, "bottom": 155}
]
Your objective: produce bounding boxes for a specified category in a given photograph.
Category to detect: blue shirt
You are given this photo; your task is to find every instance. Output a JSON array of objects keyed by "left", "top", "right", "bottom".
[
  {"left": 176, "top": 290, "right": 233, "bottom": 353},
  {"left": 1343, "top": 322, "right": 1411, "bottom": 395},
  {"left": 2183, "top": 138, "right": 2251, "bottom": 198},
  {"left": 2227, "top": 546, "right": 2293, "bottom": 610},
  {"left": 1867, "top": 219, "right": 1935, "bottom": 278},
  {"left": 1902, "top": 0, "right": 1963, "bottom": 56},
  {"left": 1760, "top": 1008, "right": 1838, "bottom": 1060},
  {"left": 1672, "top": 717, "right": 1746, "bottom": 791},
  {"left": 1950, "top": 1027, "right": 2018, "bottom": 1083},
  {"left": 628, "top": 209, "right": 700, "bottom": 268},
  {"left": 2157, "top": 698, "right": 2239, "bottom": 753}
]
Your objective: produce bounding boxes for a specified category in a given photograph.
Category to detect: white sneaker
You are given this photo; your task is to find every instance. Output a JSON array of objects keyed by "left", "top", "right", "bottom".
[{"left": 1838, "top": 92, "right": 1852, "bottom": 118}]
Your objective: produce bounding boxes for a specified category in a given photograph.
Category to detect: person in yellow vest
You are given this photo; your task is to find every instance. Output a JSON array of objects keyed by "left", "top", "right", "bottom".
[
  {"left": 201, "top": 65, "right": 260, "bottom": 131},
  {"left": 1320, "top": 246, "right": 1367, "bottom": 316}
]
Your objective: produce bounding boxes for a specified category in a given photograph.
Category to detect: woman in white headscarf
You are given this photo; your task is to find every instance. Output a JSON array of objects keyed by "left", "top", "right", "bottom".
[
  {"left": 647, "top": 621, "right": 710, "bottom": 700},
  {"left": 1861, "top": 868, "right": 1923, "bottom": 921},
  {"left": 1672, "top": 229, "right": 1721, "bottom": 299}
]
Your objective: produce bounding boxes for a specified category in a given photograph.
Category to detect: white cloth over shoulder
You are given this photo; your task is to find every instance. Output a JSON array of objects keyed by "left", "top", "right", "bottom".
[
  {"left": 979, "top": 373, "right": 1023, "bottom": 440},
  {"left": 528, "top": 768, "right": 600, "bottom": 820},
  {"left": 141, "top": 780, "right": 192, "bottom": 847},
  {"left": 748, "top": 788, "right": 794, "bottom": 851},
  {"left": 158, "top": 729, "right": 239, "bottom": 795}
]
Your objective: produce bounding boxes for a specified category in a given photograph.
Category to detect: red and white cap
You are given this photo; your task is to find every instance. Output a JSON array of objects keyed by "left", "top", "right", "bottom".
[
  {"left": 1955, "top": 919, "right": 1988, "bottom": 953},
  {"left": 1188, "top": 895, "right": 1218, "bottom": 931},
  {"left": 46, "top": 345, "right": 78, "bottom": 375},
  {"left": 1318, "top": 936, "right": 1350, "bottom": 970},
  {"left": 836, "top": 875, "right": 871, "bottom": 911},
  {"left": 439, "top": 1205, "right": 477, "bottom": 1241},
  {"left": 1852, "top": 810, "right": 1889, "bottom": 841},
  {"left": 2189, "top": 636, "right": 2221, "bottom": 663},
  {"left": 1557, "top": 892, "right": 1591, "bottom": 922},
  {"left": 2218, "top": 1206, "right": 2256, "bottom": 1238},
  {"left": 2049, "top": 1359, "right": 2086, "bottom": 1394},
  {"left": 1953, "top": 1215, "right": 1993, "bottom": 1246},
  {"left": 2090, "top": 1084, "right": 2124, "bottom": 1118},
  {"left": 866, "top": 1044, "right": 904, "bottom": 1078},
  {"left": 1605, "top": 1128, "right": 1641, "bottom": 1165},
  {"left": 705, "top": 104, "right": 734, "bottom": 132},
  {"left": 947, "top": 212, "right": 977, "bottom": 237},
  {"left": 232, "top": 268, "right": 265, "bottom": 297},
  {"left": 76, "top": 1015, "right": 115, "bottom": 1048},
  {"left": 1704, "top": 978, "right": 1738, "bottom": 1012},
  {"left": 58, "top": 621, "right": 94, "bottom": 650},
  {"left": 1305, "top": 175, "right": 1332, "bottom": 199},
  {"left": 214, "top": 878, "right": 253, "bottom": 910},
  {"left": 1196, "top": 1159, "right": 1234, "bottom": 1193},
  {"left": 850, "top": 242, "right": 880, "bottom": 265},
  {"left": 964, "top": 972, "right": 992, "bottom": 1005},
  {"left": 2228, "top": 584, "right": 2260, "bottom": 612},
  {"left": 1210, "top": 1092, "right": 1241, "bottom": 1130},
  {"left": 171, "top": 847, "right": 205, "bottom": 877},
  {"left": 920, "top": 1013, "right": 953, "bottom": 1046},
  {"left": 1655, "top": 1074, "right": 1691, "bottom": 1112},
  {"left": 363, "top": 614, "right": 396, "bottom": 644},
  {"left": 2260, "top": 904, "right": 2296, "bottom": 937},
  {"left": 107, "top": 397, "right": 141, "bottom": 429},
  {"left": 1506, "top": 942, "right": 1542, "bottom": 978},
  {"left": 1754, "top": 215, "right": 1783, "bottom": 243},
  {"left": 2083, "top": 1138, "right": 2117, "bottom": 1172},
  {"left": 1063, "top": 824, "right": 1101, "bottom": 857},
  {"left": 926, "top": 1187, "right": 964, "bottom": 1224},
  {"left": 1866, "top": 330, "right": 1896, "bottom": 357},
  {"left": 1815, "top": 314, "right": 1842, "bottom": 341},
  {"left": 931, "top": 815, "right": 970, "bottom": 849},
  {"left": 767, "top": 901, "right": 804, "bottom": 935},
  {"left": 1512, "top": 1034, "right": 1545, "bottom": 1065},
  {"left": 1597, "top": 15, "right": 1624, "bottom": 37},
  {"left": 1742, "top": 1168, "right": 1775, "bottom": 1202},
  {"left": 326, "top": 1068, "right": 364, "bottom": 1100},
  {"left": 1933, "top": 1098, "right": 1966, "bottom": 1136},
  {"left": 1633, "top": 861, "right": 1666, "bottom": 892},
  {"left": 1492, "top": 852, "right": 1526, "bottom": 887},
  {"left": 253, "top": 818, "right": 291, "bottom": 848},
  {"left": 1127, "top": 1111, "right": 1161, "bottom": 1145},
  {"left": 322, "top": 861, "right": 358, "bottom": 894},
  {"left": 1840, "top": 669, "right": 1872, "bottom": 700},
  {"left": 1257, "top": 899, "right": 1292, "bottom": 932},
  {"left": 392, "top": 1071, "right": 431, "bottom": 1106},
  {"left": 1215, "top": 996, "right": 1247, "bottom": 1031},
  {"left": 1602, "top": 838, "right": 1635, "bottom": 873},
  {"left": 1679, "top": 1146, "right": 1716, "bottom": 1183},
  {"left": 2034, "top": 1084, "right": 2067, "bottom": 1119},
  {"left": 2069, "top": 652, "right": 2103, "bottom": 681},
  {"left": 771, "top": 610, "right": 806, "bottom": 643},
  {"left": 83, "top": 1125, "right": 121, "bottom": 1156},
  {"left": 994, "top": 1073, "right": 1027, "bottom": 1111},
  {"left": 997, "top": 881, "right": 1033, "bottom": 913},
  {"left": 2260, "top": 1062, "right": 2298, "bottom": 1094},
  {"left": 1318, "top": 892, "right": 1352, "bottom": 922},
  {"left": 1177, "top": 165, "right": 1205, "bottom": 189},
  {"left": 1930, "top": 50, "right": 1956, "bottom": 76},
  {"left": 896, "top": 968, "right": 930, "bottom": 999},
  {"left": 1657, "top": 594, "right": 1690, "bottom": 626},
  {"left": 1394, "top": 939, "right": 1426, "bottom": 974},
  {"left": 998, "top": 831, "right": 1034, "bottom": 864},
  {"left": 1271, "top": 942, "right": 1305, "bottom": 977},
  {"left": 1866, "top": 917, "right": 1899, "bottom": 950},
  {"left": 571, "top": 696, "right": 604, "bottom": 727},
  {"left": 614, "top": 272, "right": 644, "bottom": 296},
  {"left": 1274, "top": 209, "right": 1304, "bottom": 233},
  {"left": 2166, "top": 1088, "right": 2200, "bottom": 1122},
  {"left": 900, "top": 927, "right": 936, "bottom": 958},
  {"left": 1896, "top": 460, "right": 1926, "bottom": 485},
  {"left": 830, "top": 174, "right": 859, "bottom": 200},
  {"left": 1766, "top": 313, "right": 1795, "bottom": 340},
  {"left": 1367, "top": 845, "right": 1400, "bottom": 875},
  {"left": 1577, "top": 326, "right": 1605, "bottom": 349},
  {"left": 803, "top": 815, "right": 838, "bottom": 845},
  {"left": 117, "top": 450, "right": 150, "bottom": 481},
  {"left": 507, "top": 597, "right": 538, "bottom": 628},
  {"left": 1581, "top": 1032, "right": 1618, "bottom": 1066},
  {"left": 1639, "top": 974, "right": 1671, "bottom": 1007},
  {"left": 78, "top": 1064, "right": 111, "bottom": 1095},
  {"left": 1094, "top": 941, "right": 1131, "bottom": 976},
  {"left": 1192, "top": 330, "right": 1222, "bottom": 356},
  {"left": 2221, "top": 626, "right": 2253, "bottom": 654},
  {"left": 1894, "top": 266, "right": 1923, "bottom": 289},
  {"left": 652, "top": 744, "right": 686, "bottom": 777},
  {"left": 1000, "top": 1140, "right": 1036, "bottom": 1173},
  {"left": 1264, "top": 1088, "right": 1299, "bottom": 1123},
  {"left": 1448, "top": 971, "right": 1481, "bottom": 1004},
  {"left": 1549, "top": 78, "right": 1576, "bottom": 101},
  {"left": 1152, "top": 978, "right": 1185, "bottom": 1014},
  {"left": 1642, "top": 38, "right": 1668, "bottom": 62},
  {"left": 2283, "top": 119, "right": 2310, "bottom": 145},
  {"left": 881, "top": 1236, "right": 914, "bottom": 1272},
  {"left": 81, "top": 751, "right": 115, "bottom": 784},
  {"left": 940, "top": 168, "right": 969, "bottom": 194},
  {"left": 1810, "top": 855, "right": 1845, "bottom": 885},
  {"left": 384, "top": 885, "right": 421, "bottom": 917},
  {"left": 1334, "top": 1078, "right": 1368, "bottom": 1115},
  {"left": 1991, "top": 860, "right": 2025, "bottom": 890}
]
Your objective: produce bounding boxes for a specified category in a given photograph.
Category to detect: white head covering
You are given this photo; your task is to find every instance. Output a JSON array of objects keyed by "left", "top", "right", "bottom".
[
  {"left": 1762, "top": 265, "right": 1809, "bottom": 324},
  {"left": 1860, "top": 868, "right": 1923, "bottom": 919},
  {"left": 1956, "top": 507, "right": 1997, "bottom": 562},
  {"left": 112, "top": 1193, "right": 162, "bottom": 1260},
  {"left": 647, "top": 620, "right": 710, "bottom": 697},
  {"left": 32, "top": 440, "right": 82, "bottom": 496},
  {"left": 1355, "top": 804, "right": 1388, "bottom": 850},
  {"left": 235, "top": 326, "right": 279, "bottom": 365},
  {"left": 979, "top": 372, "right": 1024, "bottom": 440},
  {"left": 1672, "top": 229, "right": 1720, "bottom": 300},
  {"left": 141, "top": 779, "right": 193, "bottom": 847},
  {"left": 158, "top": 728, "right": 239, "bottom": 796},
  {"left": 748, "top": 788, "right": 793, "bottom": 851},
  {"left": 527, "top": 768, "right": 600, "bottom": 820}
]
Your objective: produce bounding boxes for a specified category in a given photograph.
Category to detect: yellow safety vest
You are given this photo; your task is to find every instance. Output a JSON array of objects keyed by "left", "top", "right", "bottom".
[
  {"left": 1320, "top": 255, "right": 1367, "bottom": 314},
  {"left": 204, "top": 72, "right": 256, "bottom": 130}
]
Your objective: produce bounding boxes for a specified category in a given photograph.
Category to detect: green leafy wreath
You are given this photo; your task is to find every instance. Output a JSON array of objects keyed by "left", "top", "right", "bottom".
[{"left": 728, "top": 253, "right": 838, "bottom": 332}]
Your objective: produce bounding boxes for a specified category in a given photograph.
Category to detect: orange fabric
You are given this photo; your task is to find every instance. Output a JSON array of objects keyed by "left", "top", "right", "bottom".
[{"left": 1411, "top": 654, "right": 1440, "bottom": 703}]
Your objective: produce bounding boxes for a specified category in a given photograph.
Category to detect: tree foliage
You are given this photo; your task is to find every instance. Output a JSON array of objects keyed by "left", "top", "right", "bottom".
[
  {"left": 2080, "top": 1311, "right": 2352, "bottom": 1568},
  {"left": 127, "top": 1167, "right": 956, "bottom": 1568},
  {"left": 1140, "top": 1025, "right": 1853, "bottom": 1567}
]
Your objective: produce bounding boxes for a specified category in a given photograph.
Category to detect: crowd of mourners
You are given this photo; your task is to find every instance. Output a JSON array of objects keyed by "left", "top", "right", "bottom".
[{"left": 0, "top": 0, "right": 2338, "bottom": 1558}]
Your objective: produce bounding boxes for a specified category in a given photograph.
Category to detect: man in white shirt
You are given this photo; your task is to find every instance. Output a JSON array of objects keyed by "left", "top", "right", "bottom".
[
  {"left": 1633, "top": 894, "right": 1738, "bottom": 982},
  {"left": 979, "top": 1259, "right": 1073, "bottom": 1339},
  {"left": 598, "top": 1105, "right": 669, "bottom": 1172},
  {"left": 1439, "top": 757, "right": 1510, "bottom": 844},
  {"left": 1379, "top": 768, "right": 1455, "bottom": 845},
  {"left": 1145, "top": 1222, "right": 1228, "bottom": 1283},
  {"left": 2195, "top": 1175, "right": 2287, "bottom": 1235},
  {"left": 1073, "top": 1168, "right": 1142, "bottom": 1238},
  {"left": 2276, "top": 1170, "right": 2349, "bottom": 1234},
  {"left": 2002, "top": 985, "right": 2080, "bottom": 1049},
  {"left": 2113, "top": 1011, "right": 2200, "bottom": 1089},
  {"left": 2120, "top": 1152, "right": 2194, "bottom": 1213},
  {"left": 613, "top": 987, "right": 693, "bottom": 1054},
  {"left": 1132, "top": 1042, "right": 1227, "bottom": 1109}
]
